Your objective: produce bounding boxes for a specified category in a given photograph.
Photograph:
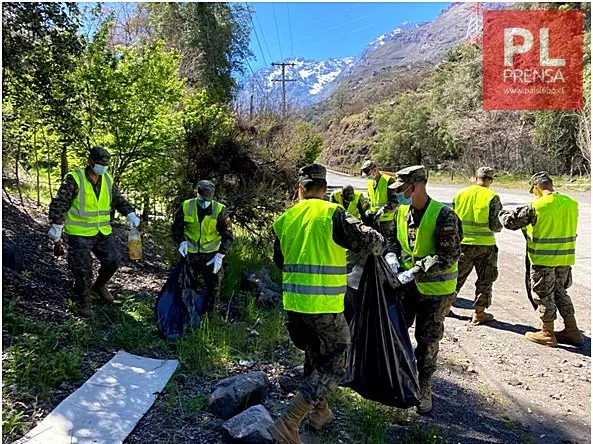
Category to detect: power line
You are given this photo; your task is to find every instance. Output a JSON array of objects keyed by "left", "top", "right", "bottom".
[
  {"left": 272, "top": 3, "right": 284, "bottom": 61},
  {"left": 254, "top": 12, "right": 273, "bottom": 63},
  {"left": 286, "top": 3, "right": 294, "bottom": 58},
  {"left": 249, "top": 12, "right": 268, "bottom": 67}
]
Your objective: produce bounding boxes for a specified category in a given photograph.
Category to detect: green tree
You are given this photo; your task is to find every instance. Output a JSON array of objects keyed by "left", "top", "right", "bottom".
[{"left": 149, "top": 2, "right": 253, "bottom": 102}]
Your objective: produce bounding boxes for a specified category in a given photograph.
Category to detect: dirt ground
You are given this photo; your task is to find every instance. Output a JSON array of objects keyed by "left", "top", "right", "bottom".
[{"left": 3, "top": 184, "right": 591, "bottom": 444}]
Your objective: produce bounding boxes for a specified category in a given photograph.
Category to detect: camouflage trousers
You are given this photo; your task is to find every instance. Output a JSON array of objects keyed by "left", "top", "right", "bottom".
[
  {"left": 187, "top": 252, "right": 223, "bottom": 314},
  {"left": 67, "top": 233, "right": 120, "bottom": 300},
  {"left": 531, "top": 265, "right": 575, "bottom": 323},
  {"left": 456, "top": 244, "right": 498, "bottom": 308},
  {"left": 380, "top": 218, "right": 397, "bottom": 254},
  {"left": 401, "top": 284, "right": 455, "bottom": 378},
  {"left": 285, "top": 311, "right": 351, "bottom": 404}
]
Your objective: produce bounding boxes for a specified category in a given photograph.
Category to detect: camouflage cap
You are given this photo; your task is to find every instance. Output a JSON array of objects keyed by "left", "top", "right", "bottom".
[
  {"left": 196, "top": 180, "right": 216, "bottom": 200},
  {"left": 388, "top": 165, "right": 427, "bottom": 190},
  {"left": 89, "top": 146, "right": 111, "bottom": 165},
  {"left": 528, "top": 171, "right": 553, "bottom": 194},
  {"left": 360, "top": 160, "right": 376, "bottom": 174},
  {"left": 299, "top": 164, "right": 327, "bottom": 182},
  {"left": 476, "top": 166, "right": 495, "bottom": 179}
]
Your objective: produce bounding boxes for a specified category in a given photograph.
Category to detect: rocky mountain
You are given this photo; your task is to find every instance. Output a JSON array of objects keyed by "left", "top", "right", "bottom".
[{"left": 239, "top": 3, "right": 505, "bottom": 111}]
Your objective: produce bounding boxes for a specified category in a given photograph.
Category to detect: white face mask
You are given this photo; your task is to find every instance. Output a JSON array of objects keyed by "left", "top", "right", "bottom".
[{"left": 92, "top": 163, "right": 108, "bottom": 175}]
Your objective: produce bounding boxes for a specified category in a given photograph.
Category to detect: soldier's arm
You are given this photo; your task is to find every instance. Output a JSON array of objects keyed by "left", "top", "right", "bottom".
[
  {"left": 416, "top": 207, "right": 462, "bottom": 277},
  {"left": 498, "top": 203, "right": 537, "bottom": 230},
  {"left": 385, "top": 176, "right": 398, "bottom": 211},
  {"left": 216, "top": 207, "right": 234, "bottom": 255},
  {"left": 273, "top": 236, "right": 284, "bottom": 269},
  {"left": 488, "top": 195, "right": 503, "bottom": 233},
  {"left": 111, "top": 183, "right": 135, "bottom": 217},
  {"left": 171, "top": 204, "right": 185, "bottom": 244},
  {"left": 331, "top": 207, "right": 385, "bottom": 255},
  {"left": 48, "top": 175, "right": 78, "bottom": 225}
]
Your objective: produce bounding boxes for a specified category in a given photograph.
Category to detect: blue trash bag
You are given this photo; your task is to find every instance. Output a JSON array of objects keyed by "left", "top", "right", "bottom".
[
  {"left": 342, "top": 255, "right": 420, "bottom": 408},
  {"left": 155, "top": 257, "right": 207, "bottom": 341}
]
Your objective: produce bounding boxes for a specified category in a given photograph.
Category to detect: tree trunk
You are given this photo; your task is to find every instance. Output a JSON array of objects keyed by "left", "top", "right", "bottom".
[
  {"left": 60, "top": 143, "right": 69, "bottom": 179},
  {"left": 142, "top": 194, "right": 150, "bottom": 223},
  {"left": 33, "top": 130, "right": 41, "bottom": 206},
  {"left": 15, "top": 142, "right": 24, "bottom": 205}
]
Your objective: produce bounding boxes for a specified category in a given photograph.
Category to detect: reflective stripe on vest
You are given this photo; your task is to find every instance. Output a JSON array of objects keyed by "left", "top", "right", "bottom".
[
  {"left": 331, "top": 189, "right": 362, "bottom": 219},
  {"left": 396, "top": 200, "right": 458, "bottom": 296},
  {"left": 64, "top": 168, "right": 113, "bottom": 237},
  {"left": 273, "top": 199, "right": 347, "bottom": 314},
  {"left": 453, "top": 185, "right": 497, "bottom": 246},
  {"left": 183, "top": 199, "right": 224, "bottom": 253},
  {"left": 367, "top": 174, "right": 394, "bottom": 222},
  {"left": 523, "top": 193, "right": 578, "bottom": 266}
]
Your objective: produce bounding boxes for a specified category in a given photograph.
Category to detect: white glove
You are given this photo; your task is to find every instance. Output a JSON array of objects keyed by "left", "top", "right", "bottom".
[
  {"left": 206, "top": 253, "right": 225, "bottom": 274},
  {"left": 127, "top": 212, "right": 140, "bottom": 227},
  {"left": 47, "top": 224, "right": 64, "bottom": 242},
  {"left": 375, "top": 207, "right": 385, "bottom": 219},
  {"left": 396, "top": 269, "right": 417, "bottom": 285},
  {"left": 178, "top": 241, "right": 188, "bottom": 257},
  {"left": 385, "top": 252, "right": 399, "bottom": 275}
]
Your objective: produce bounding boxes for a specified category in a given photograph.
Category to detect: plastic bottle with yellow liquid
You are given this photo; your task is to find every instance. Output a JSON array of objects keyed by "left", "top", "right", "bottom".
[{"left": 128, "top": 225, "right": 142, "bottom": 260}]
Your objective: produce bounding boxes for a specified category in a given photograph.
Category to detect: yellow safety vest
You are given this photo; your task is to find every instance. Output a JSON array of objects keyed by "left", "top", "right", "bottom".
[
  {"left": 396, "top": 200, "right": 458, "bottom": 296},
  {"left": 64, "top": 168, "right": 113, "bottom": 237},
  {"left": 453, "top": 185, "right": 497, "bottom": 246},
  {"left": 332, "top": 189, "right": 363, "bottom": 219},
  {"left": 183, "top": 199, "right": 224, "bottom": 254},
  {"left": 367, "top": 174, "right": 395, "bottom": 222},
  {"left": 273, "top": 199, "right": 347, "bottom": 314},
  {"left": 523, "top": 192, "right": 578, "bottom": 267}
]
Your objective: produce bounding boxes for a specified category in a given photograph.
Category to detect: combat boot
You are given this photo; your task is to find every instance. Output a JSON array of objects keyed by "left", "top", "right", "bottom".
[
  {"left": 416, "top": 374, "right": 433, "bottom": 414},
  {"left": 74, "top": 295, "right": 94, "bottom": 318},
  {"left": 269, "top": 392, "right": 312, "bottom": 444},
  {"left": 525, "top": 322, "right": 557, "bottom": 347},
  {"left": 309, "top": 398, "right": 334, "bottom": 430},
  {"left": 92, "top": 282, "right": 114, "bottom": 304},
  {"left": 472, "top": 307, "right": 494, "bottom": 325},
  {"left": 554, "top": 316, "right": 584, "bottom": 346}
]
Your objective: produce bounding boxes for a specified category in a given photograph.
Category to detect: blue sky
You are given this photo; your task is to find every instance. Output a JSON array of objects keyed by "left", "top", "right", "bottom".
[{"left": 249, "top": 2, "right": 451, "bottom": 69}]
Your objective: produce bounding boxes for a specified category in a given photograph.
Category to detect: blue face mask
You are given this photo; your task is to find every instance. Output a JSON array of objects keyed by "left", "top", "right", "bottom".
[
  {"left": 198, "top": 199, "right": 211, "bottom": 209},
  {"left": 396, "top": 185, "right": 412, "bottom": 205},
  {"left": 92, "top": 163, "right": 108, "bottom": 175},
  {"left": 366, "top": 174, "right": 375, "bottom": 181}
]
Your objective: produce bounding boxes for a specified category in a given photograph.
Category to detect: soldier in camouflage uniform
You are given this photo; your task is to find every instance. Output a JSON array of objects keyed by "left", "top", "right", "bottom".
[
  {"left": 360, "top": 160, "right": 399, "bottom": 251},
  {"left": 271, "top": 164, "right": 385, "bottom": 443},
  {"left": 389, "top": 165, "right": 462, "bottom": 414},
  {"left": 452, "top": 167, "right": 503, "bottom": 324},
  {"left": 172, "top": 180, "right": 233, "bottom": 314},
  {"left": 499, "top": 172, "right": 582, "bottom": 347},
  {"left": 48, "top": 147, "right": 140, "bottom": 317}
]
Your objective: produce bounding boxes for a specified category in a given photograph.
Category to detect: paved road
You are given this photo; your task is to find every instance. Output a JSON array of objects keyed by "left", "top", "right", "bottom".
[{"left": 328, "top": 170, "right": 591, "bottom": 443}]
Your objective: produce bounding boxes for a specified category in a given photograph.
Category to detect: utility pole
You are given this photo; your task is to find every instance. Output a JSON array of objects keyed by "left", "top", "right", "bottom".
[{"left": 271, "top": 62, "right": 296, "bottom": 117}]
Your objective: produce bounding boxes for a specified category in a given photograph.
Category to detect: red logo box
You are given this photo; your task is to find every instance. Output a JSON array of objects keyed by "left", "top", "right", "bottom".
[{"left": 483, "top": 10, "right": 583, "bottom": 110}]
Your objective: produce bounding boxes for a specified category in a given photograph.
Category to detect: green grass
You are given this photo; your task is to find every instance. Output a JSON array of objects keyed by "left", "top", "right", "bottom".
[
  {"left": 328, "top": 389, "right": 409, "bottom": 444},
  {"left": 399, "top": 423, "right": 447, "bottom": 444}
]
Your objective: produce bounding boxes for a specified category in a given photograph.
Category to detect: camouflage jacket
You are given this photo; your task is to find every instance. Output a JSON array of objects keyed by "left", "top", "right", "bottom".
[
  {"left": 171, "top": 202, "right": 234, "bottom": 255},
  {"left": 273, "top": 202, "right": 385, "bottom": 269},
  {"left": 498, "top": 203, "right": 538, "bottom": 231},
  {"left": 48, "top": 167, "right": 135, "bottom": 225},
  {"left": 393, "top": 198, "right": 463, "bottom": 277}
]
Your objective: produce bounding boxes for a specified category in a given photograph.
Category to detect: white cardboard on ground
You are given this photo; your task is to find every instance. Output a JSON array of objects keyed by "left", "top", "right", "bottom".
[{"left": 16, "top": 351, "right": 178, "bottom": 444}]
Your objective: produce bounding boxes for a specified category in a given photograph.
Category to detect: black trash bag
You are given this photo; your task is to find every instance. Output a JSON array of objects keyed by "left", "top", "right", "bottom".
[
  {"left": 155, "top": 257, "right": 207, "bottom": 341},
  {"left": 342, "top": 255, "right": 420, "bottom": 408}
]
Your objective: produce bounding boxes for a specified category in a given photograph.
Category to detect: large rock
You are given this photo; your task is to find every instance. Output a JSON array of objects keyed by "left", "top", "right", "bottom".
[
  {"left": 221, "top": 404, "right": 274, "bottom": 444},
  {"left": 242, "top": 269, "right": 282, "bottom": 308},
  {"left": 209, "top": 371, "right": 270, "bottom": 420}
]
